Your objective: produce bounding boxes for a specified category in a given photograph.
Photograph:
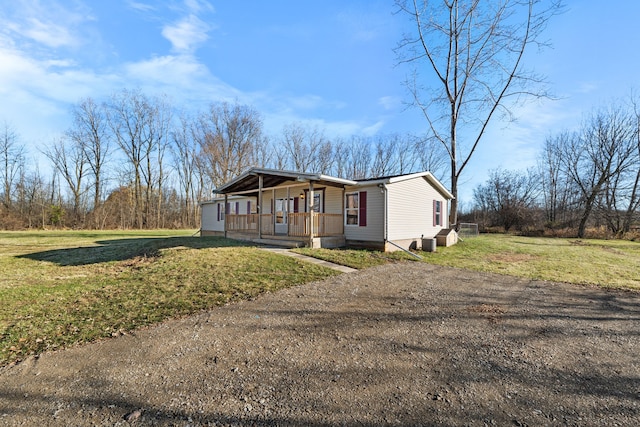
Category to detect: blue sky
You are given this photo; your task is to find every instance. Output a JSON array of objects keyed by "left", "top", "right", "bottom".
[{"left": 1, "top": 0, "right": 639, "bottom": 204}]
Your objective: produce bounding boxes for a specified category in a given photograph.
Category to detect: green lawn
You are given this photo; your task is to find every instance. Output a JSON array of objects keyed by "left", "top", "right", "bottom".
[
  {"left": 296, "top": 234, "right": 640, "bottom": 290},
  {"left": 3, "top": 231, "right": 638, "bottom": 367},
  {"left": 0, "top": 230, "right": 338, "bottom": 366},
  {"left": 422, "top": 234, "right": 640, "bottom": 289}
]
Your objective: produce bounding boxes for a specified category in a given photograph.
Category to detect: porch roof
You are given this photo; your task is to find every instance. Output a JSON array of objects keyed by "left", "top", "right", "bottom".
[{"left": 214, "top": 168, "right": 358, "bottom": 194}]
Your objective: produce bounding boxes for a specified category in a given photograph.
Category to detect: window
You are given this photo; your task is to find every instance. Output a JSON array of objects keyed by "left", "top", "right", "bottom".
[
  {"left": 345, "top": 191, "right": 367, "bottom": 226},
  {"left": 275, "top": 198, "right": 296, "bottom": 223},
  {"left": 434, "top": 200, "right": 442, "bottom": 226},
  {"left": 345, "top": 192, "right": 359, "bottom": 225},
  {"left": 217, "top": 202, "right": 225, "bottom": 221},
  {"left": 302, "top": 188, "right": 324, "bottom": 213}
]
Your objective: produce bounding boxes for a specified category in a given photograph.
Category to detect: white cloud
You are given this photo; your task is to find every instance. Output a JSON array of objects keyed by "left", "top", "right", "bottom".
[
  {"left": 184, "top": 0, "right": 214, "bottom": 14},
  {"left": 378, "top": 96, "right": 400, "bottom": 111},
  {"left": 21, "top": 17, "right": 78, "bottom": 48},
  {"left": 286, "top": 95, "right": 325, "bottom": 111},
  {"left": 127, "top": 1, "right": 156, "bottom": 13},
  {"left": 1, "top": 1, "right": 89, "bottom": 50},
  {"left": 361, "top": 120, "right": 385, "bottom": 136},
  {"left": 162, "top": 14, "right": 210, "bottom": 53}
]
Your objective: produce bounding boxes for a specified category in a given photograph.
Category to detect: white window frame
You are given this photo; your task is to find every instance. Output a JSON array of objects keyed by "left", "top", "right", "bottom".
[{"left": 345, "top": 191, "right": 359, "bottom": 226}]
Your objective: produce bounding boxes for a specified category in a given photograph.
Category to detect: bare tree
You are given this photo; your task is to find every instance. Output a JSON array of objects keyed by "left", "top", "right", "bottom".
[
  {"left": 142, "top": 94, "right": 172, "bottom": 228},
  {"left": 558, "top": 107, "right": 636, "bottom": 238},
  {"left": 0, "top": 122, "right": 25, "bottom": 209},
  {"left": 66, "top": 97, "right": 111, "bottom": 228},
  {"left": 473, "top": 167, "right": 540, "bottom": 231},
  {"left": 394, "top": 134, "right": 419, "bottom": 175},
  {"left": 280, "top": 123, "right": 332, "bottom": 173},
  {"left": 108, "top": 89, "right": 146, "bottom": 228},
  {"left": 371, "top": 135, "right": 399, "bottom": 177},
  {"left": 171, "top": 114, "right": 199, "bottom": 227},
  {"left": 412, "top": 134, "right": 447, "bottom": 180},
  {"left": 538, "top": 132, "right": 578, "bottom": 227},
  {"left": 622, "top": 96, "right": 640, "bottom": 234},
  {"left": 195, "top": 101, "right": 263, "bottom": 188},
  {"left": 345, "top": 136, "right": 372, "bottom": 180},
  {"left": 107, "top": 89, "right": 172, "bottom": 228},
  {"left": 395, "top": 0, "right": 562, "bottom": 226},
  {"left": 42, "top": 137, "right": 89, "bottom": 225}
]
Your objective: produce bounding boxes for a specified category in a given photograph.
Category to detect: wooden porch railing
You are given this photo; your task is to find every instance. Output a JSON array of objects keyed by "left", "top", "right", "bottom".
[
  {"left": 225, "top": 214, "right": 259, "bottom": 232},
  {"left": 260, "top": 214, "right": 274, "bottom": 235},
  {"left": 289, "top": 213, "right": 343, "bottom": 237},
  {"left": 226, "top": 213, "right": 343, "bottom": 237}
]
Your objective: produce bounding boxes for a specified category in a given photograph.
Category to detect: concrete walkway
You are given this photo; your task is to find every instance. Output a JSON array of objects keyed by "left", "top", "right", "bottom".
[{"left": 259, "top": 247, "right": 357, "bottom": 273}]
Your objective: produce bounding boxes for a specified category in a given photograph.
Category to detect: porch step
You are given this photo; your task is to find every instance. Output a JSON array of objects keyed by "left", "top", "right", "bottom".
[{"left": 253, "top": 238, "right": 306, "bottom": 248}]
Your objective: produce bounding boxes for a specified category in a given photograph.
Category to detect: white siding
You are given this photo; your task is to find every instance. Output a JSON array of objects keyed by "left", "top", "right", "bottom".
[
  {"left": 262, "top": 192, "right": 273, "bottom": 214},
  {"left": 344, "top": 184, "right": 384, "bottom": 242},
  {"left": 200, "top": 201, "right": 224, "bottom": 232},
  {"left": 201, "top": 196, "right": 255, "bottom": 233},
  {"left": 386, "top": 177, "right": 449, "bottom": 240},
  {"left": 264, "top": 184, "right": 343, "bottom": 214},
  {"left": 323, "top": 186, "right": 343, "bottom": 214}
]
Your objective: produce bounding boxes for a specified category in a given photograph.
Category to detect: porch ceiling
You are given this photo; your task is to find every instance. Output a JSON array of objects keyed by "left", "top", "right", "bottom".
[{"left": 215, "top": 168, "right": 356, "bottom": 194}]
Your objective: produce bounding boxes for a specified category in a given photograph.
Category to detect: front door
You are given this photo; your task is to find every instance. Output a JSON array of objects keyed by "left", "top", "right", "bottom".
[
  {"left": 275, "top": 198, "right": 294, "bottom": 234},
  {"left": 306, "top": 191, "right": 323, "bottom": 213}
]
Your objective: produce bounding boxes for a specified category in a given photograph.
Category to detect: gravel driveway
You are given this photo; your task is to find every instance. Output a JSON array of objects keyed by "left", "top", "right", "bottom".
[{"left": 1, "top": 262, "right": 639, "bottom": 426}]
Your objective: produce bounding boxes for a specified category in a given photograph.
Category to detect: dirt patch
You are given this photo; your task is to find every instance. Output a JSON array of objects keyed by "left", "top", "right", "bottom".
[{"left": 1, "top": 263, "right": 639, "bottom": 426}]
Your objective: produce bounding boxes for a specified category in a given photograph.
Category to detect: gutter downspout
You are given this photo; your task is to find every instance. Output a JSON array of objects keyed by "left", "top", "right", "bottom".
[
  {"left": 382, "top": 183, "right": 388, "bottom": 250},
  {"left": 223, "top": 193, "right": 228, "bottom": 239},
  {"left": 258, "top": 174, "right": 263, "bottom": 239}
]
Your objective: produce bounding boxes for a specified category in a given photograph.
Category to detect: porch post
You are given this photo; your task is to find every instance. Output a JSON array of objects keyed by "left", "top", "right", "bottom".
[
  {"left": 258, "top": 174, "right": 263, "bottom": 239},
  {"left": 223, "top": 193, "right": 228, "bottom": 238},
  {"left": 341, "top": 187, "right": 345, "bottom": 235},
  {"left": 308, "top": 181, "right": 314, "bottom": 247},
  {"left": 286, "top": 186, "right": 290, "bottom": 236}
]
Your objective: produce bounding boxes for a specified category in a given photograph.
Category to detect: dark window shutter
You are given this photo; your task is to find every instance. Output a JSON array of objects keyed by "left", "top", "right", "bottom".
[
  {"left": 225, "top": 202, "right": 230, "bottom": 215},
  {"left": 235, "top": 202, "right": 239, "bottom": 215},
  {"left": 293, "top": 197, "right": 299, "bottom": 213},
  {"left": 433, "top": 200, "right": 437, "bottom": 227},
  {"left": 247, "top": 201, "right": 251, "bottom": 214},
  {"left": 217, "top": 203, "right": 220, "bottom": 221},
  {"left": 359, "top": 191, "right": 367, "bottom": 227}
]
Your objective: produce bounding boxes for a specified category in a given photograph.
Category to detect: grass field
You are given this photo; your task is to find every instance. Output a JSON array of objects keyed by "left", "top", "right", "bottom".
[
  {"left": 2, "top": 231, "right": 638, "bottom": 367},
  {"left": 296, "top": 234, "right": 640, "bottom": 290},
  {"left": 0, "top": 230, "right": 338, "bottom": 366}
]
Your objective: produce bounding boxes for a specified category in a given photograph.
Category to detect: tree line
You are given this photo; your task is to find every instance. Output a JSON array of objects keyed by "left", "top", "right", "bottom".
[
  {"left": 468, "top": 97, "right": 640, "bottom": 238},
  {"left": 0, "top": 89, "right": 447, "bottom": 230}
]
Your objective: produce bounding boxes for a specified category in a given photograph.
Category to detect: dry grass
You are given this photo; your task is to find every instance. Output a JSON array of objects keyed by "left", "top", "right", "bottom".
[
  {"left": 0, "top": 231, "right": 338, "bottom": 366},
  {"left": 420, "top": 234, "right": 640, "bottom": 290}
]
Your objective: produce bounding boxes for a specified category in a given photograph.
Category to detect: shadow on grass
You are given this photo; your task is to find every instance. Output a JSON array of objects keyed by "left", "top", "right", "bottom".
[{"left": 17, "top": 236, "right": 252, "bottom": 266}]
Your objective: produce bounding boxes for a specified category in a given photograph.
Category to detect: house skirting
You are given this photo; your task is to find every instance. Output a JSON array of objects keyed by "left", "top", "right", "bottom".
[
  {"left": 202, "top": 231, "right": 436, "bottom": 252},
  {"left": 346, "top": 238, "right": 427, "bottom": 252},
  {"left": 345, "top": 239, "right": 386, "bottom": 252},
  {"left": 202, "top": 230, "right": 345, "bottom": 249},
  {"left": 384, "top": 238, "right": 424, "bottom": 252},
  {"left": 201, "top": 230, "right": 224, "bottom": 237}
]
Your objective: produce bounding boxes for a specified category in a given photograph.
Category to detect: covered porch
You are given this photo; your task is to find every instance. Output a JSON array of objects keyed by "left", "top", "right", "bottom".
[{"left": 214, "top": 168, "right": 357, "bottom": 248}]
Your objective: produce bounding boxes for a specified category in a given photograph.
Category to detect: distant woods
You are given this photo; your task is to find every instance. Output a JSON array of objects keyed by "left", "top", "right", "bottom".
[
  {"left": 468, "top": 98, "right": 640, "bottom": 238},
  {"left": 0, "top": 89, "right": 447, "bottom": 230}
]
